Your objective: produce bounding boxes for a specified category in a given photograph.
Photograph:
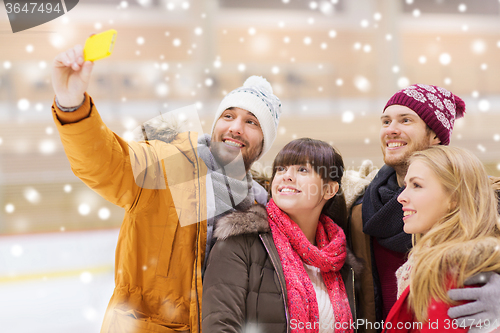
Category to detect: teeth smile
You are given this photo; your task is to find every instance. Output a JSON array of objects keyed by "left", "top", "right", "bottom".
[
  {"left": 280, "top": 188, "right": 298, "bottom": 193},
  {"left": 224, "top": 140, "right": 243, "bottom": 148},
  {"left": 388, "top": 142, "right": 405, "bottom": 148},
  {"left": 404, "top": 211, "right": 416, "bottom": 217}
]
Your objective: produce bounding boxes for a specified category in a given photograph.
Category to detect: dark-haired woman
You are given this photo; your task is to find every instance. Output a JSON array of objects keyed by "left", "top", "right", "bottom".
[{"left": 202, "top": 138, "right": 363, "bottom": 333}]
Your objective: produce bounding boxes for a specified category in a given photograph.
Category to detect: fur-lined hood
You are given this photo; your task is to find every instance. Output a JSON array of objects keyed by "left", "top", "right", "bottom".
[
  {"left": 342, "top": 160, "right": 378, "bottom": 211},
  {"left": 139, "top": 123, "right": 180, "bottom": 143},
  {"left": 214, "top": 204, "right": 364, "bottom": 278},
  {"left": 214, "top": 204, "right": 270, "bottom": 240}
]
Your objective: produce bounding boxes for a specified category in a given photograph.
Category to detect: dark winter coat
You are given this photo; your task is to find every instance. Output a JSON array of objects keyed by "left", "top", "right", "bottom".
[{"left": 202, "top": 204, "right": 364, "bottom": 333}]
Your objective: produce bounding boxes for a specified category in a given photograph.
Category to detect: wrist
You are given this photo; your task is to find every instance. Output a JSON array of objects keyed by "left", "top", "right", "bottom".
[
  {"left": 56, "top": 94, "right": 85, "bottom": 109},
  {"left": 56, "top": 94, "right": 86, "bottom": 112}
]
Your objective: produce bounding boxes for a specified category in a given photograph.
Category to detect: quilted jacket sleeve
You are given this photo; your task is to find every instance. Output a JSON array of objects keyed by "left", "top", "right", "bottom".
[
  {"left": 52, "top": 94, "right": 159, "bottom": 211},
  {"left": 202, "top": 235, "right": 251, "bottom": 333}
]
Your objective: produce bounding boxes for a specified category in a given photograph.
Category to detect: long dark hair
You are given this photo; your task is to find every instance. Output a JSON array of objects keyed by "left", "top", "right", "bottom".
[{"left": 270, "top": 138, "right": 348, "bottom": 231}]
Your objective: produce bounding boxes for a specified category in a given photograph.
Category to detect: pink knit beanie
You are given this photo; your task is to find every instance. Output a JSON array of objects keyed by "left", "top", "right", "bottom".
[{"left": 384, "top": 84, "right": 466, "bottom": 145}]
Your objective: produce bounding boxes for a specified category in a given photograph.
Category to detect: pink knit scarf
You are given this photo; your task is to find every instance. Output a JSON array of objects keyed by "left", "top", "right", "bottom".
[{"left": 267, "top": 199, "right": 353, "bottom": 333}]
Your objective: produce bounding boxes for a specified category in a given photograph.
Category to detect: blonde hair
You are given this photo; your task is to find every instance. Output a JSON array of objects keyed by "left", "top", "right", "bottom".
[{"left": 407, "top": 146, "right": 500, "bottom": 322}]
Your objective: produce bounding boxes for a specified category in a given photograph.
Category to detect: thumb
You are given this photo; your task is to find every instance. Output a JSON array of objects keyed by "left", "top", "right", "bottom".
[{"left": 80, "top": 61, "right": 94, "bottom": 82}]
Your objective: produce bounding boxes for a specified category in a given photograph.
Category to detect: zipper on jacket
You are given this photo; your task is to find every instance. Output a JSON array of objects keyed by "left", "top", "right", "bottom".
[
  {"left": 259, "top": 234, "right": 290, "bottom": 333},
  {"left": 351, "top": 267, "right": 357, "bottom": 333},
  {"left": 188, "top": 133, "right": 202, "bottom": 333}
]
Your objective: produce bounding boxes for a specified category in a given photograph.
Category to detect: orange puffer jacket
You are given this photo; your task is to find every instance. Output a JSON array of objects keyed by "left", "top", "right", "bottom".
[{"left": 53, "top": 93, "right": 207, "bottom": 333}]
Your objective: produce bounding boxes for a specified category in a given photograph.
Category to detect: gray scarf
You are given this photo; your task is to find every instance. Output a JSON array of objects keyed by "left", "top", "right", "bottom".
[
  {"left": 198, "top": 135, "right": 256, "bottom": 268},
  {"left": 197, "top": 134, "right": 255, "bottom": 218}
]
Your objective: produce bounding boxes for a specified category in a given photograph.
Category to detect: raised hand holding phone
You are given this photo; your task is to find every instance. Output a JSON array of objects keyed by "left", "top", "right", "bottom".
[
  {"left": 51, "top": 30, "right": 117, "bottom": 108},
  {"left": 52, "top": 44, "right": 93, "bottom": 108}
]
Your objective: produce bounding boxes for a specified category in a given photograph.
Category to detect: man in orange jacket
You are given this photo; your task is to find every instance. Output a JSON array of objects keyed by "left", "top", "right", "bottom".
[{"left": 51, "top": 45, "right": 282, "bottom": 333}]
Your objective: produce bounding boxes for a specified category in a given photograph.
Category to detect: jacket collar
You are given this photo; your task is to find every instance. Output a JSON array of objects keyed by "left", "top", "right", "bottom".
[
  {"left": 214, "top": 204, "right": 269, "bottom": 240},
  {"left": 214, "top": 204, "right": 364, "bottom": 279}
]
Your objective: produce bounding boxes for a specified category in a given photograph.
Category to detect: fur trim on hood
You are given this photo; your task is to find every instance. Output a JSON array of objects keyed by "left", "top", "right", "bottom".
[
  {"left": 345, "top": 245, "right": 364, "bottom": 280},
  {"left": 214, "top": 204, "right": 270, "bottom": 240},
  {"left": 135, "top": 120, "right": 182, "bottom": 144},
  {"left": 214, "top": 204, "right": 364, "bottom": 278},
  {"left": 491, "top": 176, "right": 500, "bottom": 192},
  {"left": 342, "top": 160, "right": 378, "bottom": 211}
]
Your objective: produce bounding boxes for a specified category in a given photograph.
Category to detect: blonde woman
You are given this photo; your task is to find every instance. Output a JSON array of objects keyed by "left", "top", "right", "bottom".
[{"left": 382, "top": 146, "right": 500, "bottom": 332}]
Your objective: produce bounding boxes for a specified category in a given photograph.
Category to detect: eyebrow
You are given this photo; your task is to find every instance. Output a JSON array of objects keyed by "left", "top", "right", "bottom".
[
  {"left": 247, "top": 112, "right": 259, "bottom": 123},
  {"left": 381, "top": 113, "right": 416, "bottom": 120},
  {"left": 406, "top": 176, "right": 423, "bottom": 183}
]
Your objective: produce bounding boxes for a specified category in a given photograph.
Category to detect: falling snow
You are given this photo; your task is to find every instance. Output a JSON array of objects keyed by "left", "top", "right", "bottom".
[
  {"left": 80, "top": 271, "right": 93, "bottom": 284},
  {"left": 24, "top": 187, "right": 41, "bottom": 204},
  {"left": 439, "top": 53, "right": 451, "bottom": 65},
  {"left": 478, "top": 99, "right": 491, "bottom": 112},
  {"left": 98, "top": 208, "right": 111, "bottom": 220},
  {"left": 5, "top": 203, "right": 15, "bottom": 214},
  {"left": 10, "top": 244, "right": 24, "bottom": 257},
  {"left": 342, "top": 111, "right": 355, "bottom": 123},
  {"left": 2, "top": 2, "right": 500, "bottom": 331},
  {"left": 78, "top": 204, "right": 91, "bottom": 216},
  {"left": 17, "top": 99, "right": 30, "bottom": 111}
]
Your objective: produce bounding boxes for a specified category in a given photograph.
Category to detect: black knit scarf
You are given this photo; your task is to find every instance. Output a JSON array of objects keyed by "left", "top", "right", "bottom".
[{"left": 362, "top": 165, "right": 412, "bottom": 253}]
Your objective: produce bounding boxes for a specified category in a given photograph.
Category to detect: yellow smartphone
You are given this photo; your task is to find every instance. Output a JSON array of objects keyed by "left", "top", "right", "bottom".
[{"left": 83, "top": 29, "right": 117, "bottom": 62}]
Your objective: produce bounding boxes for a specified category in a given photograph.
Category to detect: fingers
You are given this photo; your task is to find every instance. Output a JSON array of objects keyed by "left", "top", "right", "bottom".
[
  {"left": 448, "top": 300, "right": 484, "bottom": 319},
  {"left": 74, "top": 44, "right": 84, "bottom": 60},
  {"left": 54, "top": 45, "right": 84, "bottom": 70},
  {"left": 54, "top": 50, "right": 70, "bottom": 67},
  {"left": 448, "top": 286, "right": 483, "bottom": 301},
  {"left": 80, "top": 61, "right": 94, "bottom": 82},
  {"left": 464, "top": 272, "right": 495, "bottom": 286}
]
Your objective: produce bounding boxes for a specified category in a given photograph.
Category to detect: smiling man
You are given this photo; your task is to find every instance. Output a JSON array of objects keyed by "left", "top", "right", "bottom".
[
  {"left": 351, "top": 84, "right": 500, "bottom": 332},
  {"left": 366, "top": 86, "right": 465, "bottom": 321},
  {"left": 50, "top": 45, "right": 281, "bottom": 333},
  {"left": 379, "top": 105, "right": 441, "bottom": 186},
  {"left": 349, "top": 84, "right": 465, "bottom": 329},
  {"left": 211, "top": 107, "right": 264, "bottom": 173}
]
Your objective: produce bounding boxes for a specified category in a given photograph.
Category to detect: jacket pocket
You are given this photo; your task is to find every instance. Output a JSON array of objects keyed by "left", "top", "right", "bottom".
[
  {"left": 109, "top": 309, "right": 189, "bottom": 333},
  {"left": 155, "top": 207, "right": 180, "bottom": 278}
]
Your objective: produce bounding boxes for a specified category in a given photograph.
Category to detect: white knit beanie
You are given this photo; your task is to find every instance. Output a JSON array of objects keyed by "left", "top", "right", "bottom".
[{"left": 211, "top": 76, "right": 282, "bottom": 157}]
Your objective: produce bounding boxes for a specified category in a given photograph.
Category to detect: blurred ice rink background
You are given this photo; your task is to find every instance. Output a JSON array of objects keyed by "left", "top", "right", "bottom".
[
  {"left": 0, "top": 229, "right": 117, "bottom": 332},
  {"left": 1, "top": 0, "right": 500, "bottom": 331}
]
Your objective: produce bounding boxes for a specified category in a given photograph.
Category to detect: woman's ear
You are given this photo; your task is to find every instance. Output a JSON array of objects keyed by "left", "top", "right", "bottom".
[
  {"left": 324, "top": 181, "right": 339, "bottom": 200},
  {"left": 448, "top": 194, "right": 458, "bottom": 212}
]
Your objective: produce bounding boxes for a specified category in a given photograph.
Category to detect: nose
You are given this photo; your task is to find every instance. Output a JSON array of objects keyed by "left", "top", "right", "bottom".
[
  {"left": 283, "top": 167, "right": 296, "bottom": 181},
  {"left": 228, "top": 117, "right": 244, "bottom": 135},
  {"left": 383, "top": 120, "right": 401, "bottom": 137},
  {"left": 397, "top": 188, "right": 408, "bottom": 205}
]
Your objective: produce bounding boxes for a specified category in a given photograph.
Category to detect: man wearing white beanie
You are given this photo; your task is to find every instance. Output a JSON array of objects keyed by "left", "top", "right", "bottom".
[
  {"left": 50, "top": 45, "right": 281, "bottom": 333},
  {"left": 212, "top": 75, "right": 281, "bottom": 161}
]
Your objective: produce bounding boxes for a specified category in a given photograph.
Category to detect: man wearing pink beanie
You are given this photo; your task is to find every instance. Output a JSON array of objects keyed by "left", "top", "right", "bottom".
[{"left": 349, "top": 84, "right": 500, "bottom": 331}]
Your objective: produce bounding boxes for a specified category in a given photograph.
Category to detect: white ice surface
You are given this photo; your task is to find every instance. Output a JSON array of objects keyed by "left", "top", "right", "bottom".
[{"left": 0, "top": 229, "right": 118, "bottom": 333}]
